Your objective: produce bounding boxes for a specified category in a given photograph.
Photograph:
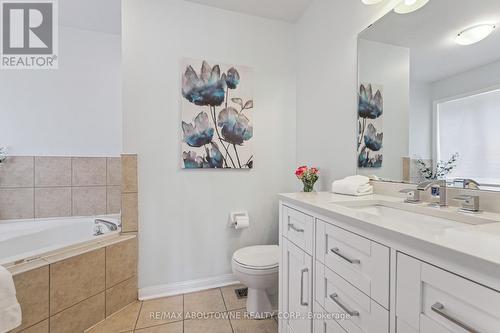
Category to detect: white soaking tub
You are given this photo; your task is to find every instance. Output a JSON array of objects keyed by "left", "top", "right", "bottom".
[{"left": 0, "top": 215, "right": 121, "bottom": 265}]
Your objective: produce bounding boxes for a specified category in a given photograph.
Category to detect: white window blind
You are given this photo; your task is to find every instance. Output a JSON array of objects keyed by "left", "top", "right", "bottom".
[{"left": 437, "top": 89, "right": 500, "bottom": 186}]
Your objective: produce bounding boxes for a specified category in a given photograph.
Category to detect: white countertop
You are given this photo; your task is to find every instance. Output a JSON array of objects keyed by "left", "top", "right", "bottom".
[{"left": 279, "top": 192, "right": 500, "bottom": 267}]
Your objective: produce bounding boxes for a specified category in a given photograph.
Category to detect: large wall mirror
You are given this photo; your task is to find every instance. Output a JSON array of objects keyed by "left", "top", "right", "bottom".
[{"left": 357, "top": 0, "right": 500, "bottom": 191}]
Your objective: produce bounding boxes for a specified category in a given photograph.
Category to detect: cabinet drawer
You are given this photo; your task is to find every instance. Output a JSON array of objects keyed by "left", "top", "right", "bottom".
[
  {"left": 316, "top": 261, "right": 389, "bottom": 333},
  {"left": 282, "top": 205, "right": 314, "bottom": 254},
  {"left": 316, "top": 220, "right": 390, "bottom": 308},
  {"left": 397, "top": 253, "right": 500, "bottom": 333}
]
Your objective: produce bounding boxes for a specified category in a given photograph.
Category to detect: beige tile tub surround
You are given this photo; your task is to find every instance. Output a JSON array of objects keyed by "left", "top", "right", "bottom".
[
  {"left": 34, "top": 187, "right": 71, "bottom": 219},
  {"left": 50, "top": 248, "right": 106, "bottom": 314},
  {"left": 35, "top": 157, "right": 71, "bottom": 187},
  {"left": 0, "top": 156, "right": 34, "bottom": 188},
  {"left": 122, "top": 192, "right": 138, "bottom": 232},
  {"left": 121, "top": 155, "right": 138, "bottom": 193},
  {"left": 72, "top": 157, "right": 107, "bottom": 186},
  {"left": 17, "top": 320, "right": 49, "bottom": 333},
  {"left": 7, "top": 235, "right": 138, "bottom": 333},
  {"left": 106, "top": 237, "right": 138, "bottom": 287},
  {"left": 0, "top": 188, "right": 34, "bottom": 220},
  {"left": 107, "top": 185, "right": 122, "bottom": 214},
  {"left": 11, "top": 266, "right": 49, "bottom": 333},
  {"left": 0, "top": 156, "right": 121, "bottom": 219},
  {"left": 121, "top": 154, "right": 138, "bottom": 233},
  {"left": 107, "top": 157, "right": 122, "bottom": 186},
  {"left": 72, "top": 186, "right": 107, "bottom": 216}
]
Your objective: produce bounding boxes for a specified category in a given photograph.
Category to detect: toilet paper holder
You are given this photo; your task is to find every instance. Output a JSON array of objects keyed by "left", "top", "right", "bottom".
[{"left": 229, "top": 211, "right": 249, "bottom": 228}]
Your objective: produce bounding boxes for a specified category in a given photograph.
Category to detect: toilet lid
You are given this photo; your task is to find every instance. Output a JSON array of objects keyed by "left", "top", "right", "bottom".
[{"left": 233, "top": 245, "right": 279, "bottom": 269}]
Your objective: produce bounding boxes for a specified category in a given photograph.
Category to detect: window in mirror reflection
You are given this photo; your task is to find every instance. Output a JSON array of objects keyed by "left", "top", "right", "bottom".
[{"left": 437, "top": 88, "right": 500, "bottom": 189}]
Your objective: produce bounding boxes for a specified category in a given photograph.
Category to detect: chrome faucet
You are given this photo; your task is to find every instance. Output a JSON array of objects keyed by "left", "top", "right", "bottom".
[
  {"left": 417, "top": 180, "right": 447, "bottom": 207},
  {"left": 453, "top": 178, "right": 480, "bottom": 190},
  {"left": 399, "top": 188, "right": 421, "bottom": 203},
  {"left": 453, "top": 195, "right": 480, "bottom": 213},
  {"left": 94, "top": 219, "right": 120, "bottom": 236}
]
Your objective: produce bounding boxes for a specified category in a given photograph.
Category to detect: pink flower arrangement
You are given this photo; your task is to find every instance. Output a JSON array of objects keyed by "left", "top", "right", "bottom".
[{"left": 295, "top": 166, "right": 319, "bottom": 192}]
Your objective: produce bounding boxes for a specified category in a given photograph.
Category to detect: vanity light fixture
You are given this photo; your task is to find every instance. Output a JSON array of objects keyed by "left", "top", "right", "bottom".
[
  {"left": 455, "top": 24, "right": 496, "bottom": 45},
  {"left": 394, "top": 0, "right": 429, "bottom": 14}
]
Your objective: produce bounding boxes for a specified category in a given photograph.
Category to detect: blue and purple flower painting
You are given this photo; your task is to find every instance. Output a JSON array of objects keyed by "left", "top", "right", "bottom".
[
  {"left": 181, "top": 59, "right": 254, "bottom": 169},
  {"left": 358, "top": 83, "right": 383, "bottom": 168}
]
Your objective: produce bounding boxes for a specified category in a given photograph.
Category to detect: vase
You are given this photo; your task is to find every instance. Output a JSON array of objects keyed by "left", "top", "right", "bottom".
[{"left": 303, "top": 182, "right": 315, "bottom": 192}]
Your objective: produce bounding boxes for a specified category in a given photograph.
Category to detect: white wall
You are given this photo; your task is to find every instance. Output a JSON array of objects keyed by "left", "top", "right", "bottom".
[
  {"left": 123, "top": 0, "right": 296, "bottom": 289},
  {"left": 295, "top": 0, "right": 398, "bottom": 190},
  {"left": 0, "top": 27, "right": 122, "bottom": 156},
  {"left": 358, "top": 39, "right": 410, "bottom": 181},
  {"left": 409, "top": 81, "right": 432, "bottom": 159},
  {"left": 432, "top": 60, "right": 500, "bottom": 102}
]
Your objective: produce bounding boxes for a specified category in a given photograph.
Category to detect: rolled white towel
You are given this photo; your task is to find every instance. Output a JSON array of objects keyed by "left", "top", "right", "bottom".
[
  {"left": 0, "top": 265, "right": 22, "bottom": 333},
  {"left": 331, "top": 175, "right": 373, "bottom": 196}
]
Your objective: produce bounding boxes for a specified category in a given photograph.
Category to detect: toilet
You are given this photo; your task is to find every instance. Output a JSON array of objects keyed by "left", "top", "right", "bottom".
[{"left": 232, "top": 245, "right": 279, "bottom": 318}]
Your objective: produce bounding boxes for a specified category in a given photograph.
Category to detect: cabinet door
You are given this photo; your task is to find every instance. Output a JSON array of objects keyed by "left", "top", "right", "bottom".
[
  {"left": 314, "top": 302, "right": 348, "bottom": 333},
  {"left": 282, "top": 238, "right": 313, "bottom": 333}
]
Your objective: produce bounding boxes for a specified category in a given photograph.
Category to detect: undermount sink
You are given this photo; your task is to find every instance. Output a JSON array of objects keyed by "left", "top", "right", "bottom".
[{"left": 333, "top": 200, "right": 498, "bottom": 226}]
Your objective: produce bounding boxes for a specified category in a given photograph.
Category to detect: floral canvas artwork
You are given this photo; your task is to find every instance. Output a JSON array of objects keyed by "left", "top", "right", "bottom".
[
  {"left": 181, "top": 59, "right": 254, "bottom": 169},
  {"left": 357, "top": 83, "right": 384, "bottom": 168}
]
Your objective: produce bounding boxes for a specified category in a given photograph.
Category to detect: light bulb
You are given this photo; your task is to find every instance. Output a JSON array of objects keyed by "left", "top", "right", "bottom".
[{"left": 394, "top": 0, "right": 430, "bottom": 14}]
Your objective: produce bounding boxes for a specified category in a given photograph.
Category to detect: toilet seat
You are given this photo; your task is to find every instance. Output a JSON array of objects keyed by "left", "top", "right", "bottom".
[
  {"left": 231, "top": 245, "right": 279, "bottom": 317},
  {"left": 232, "top": 245, "right": 279, "bottom": 270}
]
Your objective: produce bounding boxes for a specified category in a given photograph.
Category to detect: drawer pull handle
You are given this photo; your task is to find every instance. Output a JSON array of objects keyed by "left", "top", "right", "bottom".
[
  {"left": 330, "top": 293, "right": 359, "bottom": 317},
  {"left": 330, "top": 248, "right": 361, "bottom": 264},
  {"left": 431, "top": 302, "right": 481, "bottom": 333},
  {"left": 288, "top": 223, "right": 305, "bottom": 233},
  {"left": 300, "top": 268, "right": 309, "bottom": 306}
]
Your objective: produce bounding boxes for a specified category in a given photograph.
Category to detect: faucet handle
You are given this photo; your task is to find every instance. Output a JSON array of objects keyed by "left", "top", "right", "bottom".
[
  {"left": 453, "top": 195, "right": 480, "bottom": 212},
  {"left": 399, "top": 189, "right": 420, "bottom": 203}
]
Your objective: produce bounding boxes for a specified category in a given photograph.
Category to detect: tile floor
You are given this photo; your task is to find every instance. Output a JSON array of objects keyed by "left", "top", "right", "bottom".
[{"left": 85, "top": 284, "right": 278, "bottom": 333}]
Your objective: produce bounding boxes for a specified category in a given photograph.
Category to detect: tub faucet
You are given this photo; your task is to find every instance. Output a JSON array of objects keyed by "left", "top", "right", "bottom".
[
  {"left": 417, "top": 180, "right": 447, "bottom": 207},
  {"left": 94, "top": 219, "right": 119, "bottom": 235}
]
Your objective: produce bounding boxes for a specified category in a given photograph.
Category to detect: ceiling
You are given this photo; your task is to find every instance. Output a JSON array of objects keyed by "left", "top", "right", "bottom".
[
  {"left": 184, "top": 0, "right": 313, "bottom": 22},
  {"left": 360, "top": 0, "right": 500, "bottom": 83},
  {"left": 59, "top": 0, "right": 121, "bottom": 35}
]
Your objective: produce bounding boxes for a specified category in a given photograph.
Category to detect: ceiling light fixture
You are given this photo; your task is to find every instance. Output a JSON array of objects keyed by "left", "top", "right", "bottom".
[
  {"left": 455, "top": 24, "right": 496, "bottom": 45},
  {"left": 361, "top": 0, "right": 384, "bottom": 5},
  {"left": 394, "top": 0, "right": 429, "bottom": 14}
]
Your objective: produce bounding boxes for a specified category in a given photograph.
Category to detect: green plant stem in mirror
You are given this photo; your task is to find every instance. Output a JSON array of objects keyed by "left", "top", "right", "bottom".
[{"left": 417, "top": 153, "right": 459, "bottom": 180}]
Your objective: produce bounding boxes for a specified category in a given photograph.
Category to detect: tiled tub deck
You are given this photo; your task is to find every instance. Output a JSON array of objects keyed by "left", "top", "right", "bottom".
[{"left": 6, "top": 235, "right": 138, "bottom": 333}]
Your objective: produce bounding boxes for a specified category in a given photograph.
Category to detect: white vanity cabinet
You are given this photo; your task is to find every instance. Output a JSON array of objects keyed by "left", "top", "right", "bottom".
[
  {"left": 396, "top": 253, "right": 500, "bottom": 333},
  {"left": 279, "top": 199, "right": 500, "bottom": 333},
  {"left": 281, "top": 206, "right": 314, "bottom": 333}
]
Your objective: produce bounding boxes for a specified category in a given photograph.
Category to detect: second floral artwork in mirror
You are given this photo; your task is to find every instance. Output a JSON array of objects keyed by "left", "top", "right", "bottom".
[
  {"left": 358, "top": 83, "right": 384, "bottom": 168},
  {"left": 181, "top": 59, "right": 254, "bottom": 169}
]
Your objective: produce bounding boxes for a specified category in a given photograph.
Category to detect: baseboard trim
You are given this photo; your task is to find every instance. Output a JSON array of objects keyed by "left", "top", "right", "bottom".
[{"left": 138, "top": 274, "right": 239, "bottom": 300}]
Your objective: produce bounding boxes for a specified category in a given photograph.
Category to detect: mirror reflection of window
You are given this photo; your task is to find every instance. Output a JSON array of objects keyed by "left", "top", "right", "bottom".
[{"left": 437, "top": 88, "right": 500, "bottom": 189}]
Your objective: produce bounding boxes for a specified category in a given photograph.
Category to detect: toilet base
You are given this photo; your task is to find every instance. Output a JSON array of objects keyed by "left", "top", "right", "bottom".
[{"left": 246, "top": 288, "right": 274, "bottom": 319}]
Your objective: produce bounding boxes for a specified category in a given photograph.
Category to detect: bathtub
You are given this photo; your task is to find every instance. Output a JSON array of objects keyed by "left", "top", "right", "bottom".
[{"left": 0, "top": 215, "right": 121, "bottom": 265}]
